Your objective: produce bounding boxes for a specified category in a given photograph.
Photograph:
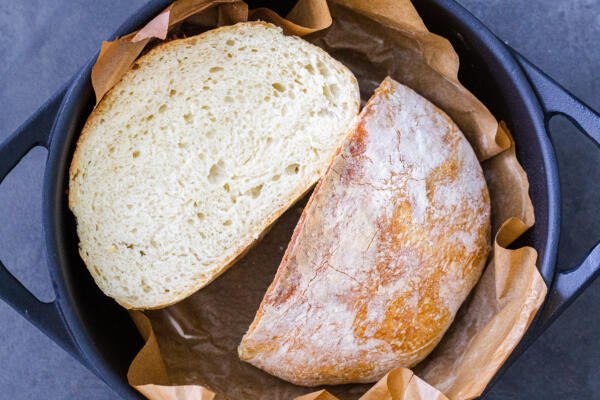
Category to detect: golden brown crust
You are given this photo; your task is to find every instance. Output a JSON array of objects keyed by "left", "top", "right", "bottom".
[{"left": 239, "top": 77, "right": 491, "bottom": 386}]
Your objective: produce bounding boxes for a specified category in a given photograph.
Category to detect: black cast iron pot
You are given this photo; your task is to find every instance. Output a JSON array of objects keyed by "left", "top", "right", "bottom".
[{"left": 1, "top": 0, "right": 599, "bottom": 398}]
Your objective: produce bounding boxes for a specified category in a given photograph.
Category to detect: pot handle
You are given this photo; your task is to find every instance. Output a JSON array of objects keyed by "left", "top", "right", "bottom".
[
  {"left": 510, "top": 49, "right": 600, "bottom": 329},
  {"left": 0, "top": 84, "right": 81, "bottom": 359}
]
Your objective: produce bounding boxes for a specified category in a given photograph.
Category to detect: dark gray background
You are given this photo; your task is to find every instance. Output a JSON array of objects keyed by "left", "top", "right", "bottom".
[{"left": 1, "top": 0, "right": 599, "bottom": 399}]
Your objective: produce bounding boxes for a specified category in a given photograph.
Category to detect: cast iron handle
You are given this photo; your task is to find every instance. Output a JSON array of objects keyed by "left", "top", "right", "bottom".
[
  {"left": 0, "top": 83, "right": 80, "bottom": 358},
  {"left": 511, "top": 49, "right": 600, "bottom": 330}
]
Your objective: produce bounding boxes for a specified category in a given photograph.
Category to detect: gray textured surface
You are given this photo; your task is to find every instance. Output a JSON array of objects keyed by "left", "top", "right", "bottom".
[{"left": 0, "top": 0, "right": 598, "bottom": 399}]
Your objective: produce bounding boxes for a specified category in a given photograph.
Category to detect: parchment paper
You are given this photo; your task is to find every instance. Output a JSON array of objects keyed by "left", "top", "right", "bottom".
[{"left": 88, "top": 1, "right": 547, "bottom": 399}]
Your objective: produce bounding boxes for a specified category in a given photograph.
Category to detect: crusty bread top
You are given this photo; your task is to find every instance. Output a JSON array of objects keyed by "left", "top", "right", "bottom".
[
  {"left": 239, "top": 77, "right": 491, "bottom": 386},
  {"left": 69, "top": 22, "right": 359, "bottom": 309}
]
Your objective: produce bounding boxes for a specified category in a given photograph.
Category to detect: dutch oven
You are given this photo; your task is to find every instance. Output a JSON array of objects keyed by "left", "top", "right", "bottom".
[{"left": 1, "top": 0, "right": 599, "bottom": 398}]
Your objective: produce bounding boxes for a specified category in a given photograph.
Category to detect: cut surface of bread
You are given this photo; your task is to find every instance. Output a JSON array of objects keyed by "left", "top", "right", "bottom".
[
  {"left": 239, "top": 77, "right": 491, "bottom": 386},
  {"left": 69, "top": 22, "right": 360, "bottom": 309}
]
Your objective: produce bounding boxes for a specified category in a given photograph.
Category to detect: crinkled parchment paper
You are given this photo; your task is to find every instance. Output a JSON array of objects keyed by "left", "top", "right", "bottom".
[{"left": 89, "top": 0, "right": 547, "bottom": 398}]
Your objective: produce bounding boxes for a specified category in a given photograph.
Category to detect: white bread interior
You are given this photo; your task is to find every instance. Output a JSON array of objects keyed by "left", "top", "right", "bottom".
[{"left": 69, "top": 22, "right": 360, "bottom": 309}]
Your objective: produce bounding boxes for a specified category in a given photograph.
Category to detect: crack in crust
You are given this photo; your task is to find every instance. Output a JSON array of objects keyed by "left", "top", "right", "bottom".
[{"left": 239, "top": 77, "right": 491, "bottom": 386}]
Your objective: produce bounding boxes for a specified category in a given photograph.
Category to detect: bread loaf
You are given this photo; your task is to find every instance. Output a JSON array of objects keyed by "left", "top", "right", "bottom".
[
  {"left": 239, "top": 77, "right": 491, "bottom": 386},
  {"left": 69, "top": 22, "right": 360, "bottom": 309}
]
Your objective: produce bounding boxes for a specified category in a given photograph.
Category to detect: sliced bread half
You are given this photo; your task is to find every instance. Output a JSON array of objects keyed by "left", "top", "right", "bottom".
[{"left": 69, "top": 22, "right": 360, "bottom": 309}]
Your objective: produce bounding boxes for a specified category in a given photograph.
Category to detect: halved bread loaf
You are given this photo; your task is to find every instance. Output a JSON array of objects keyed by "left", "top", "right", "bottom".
[
  {"left": 239, "top": 77, "right": 491, "bottom": 386},
  {"left": 69, "top": 22, "right": 360, "bottom": 309}
]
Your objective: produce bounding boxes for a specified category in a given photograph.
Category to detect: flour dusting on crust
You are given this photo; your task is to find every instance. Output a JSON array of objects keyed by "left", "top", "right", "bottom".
[{"left": 239, "top": 77, "right": 491, "bottom": 386}]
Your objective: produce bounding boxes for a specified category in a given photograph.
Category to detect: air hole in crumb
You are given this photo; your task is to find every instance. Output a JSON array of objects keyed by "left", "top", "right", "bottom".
[
  {"left": 329, "top": 83, "right": 340, "bottom": 98},
  {"left": 226, "top": 39, "right": 235, "bottom": 46},
  {"left": 223, "top": 220, "right": 232, "bottom": 226},
  {"left": 304, "top": 64, "right": 315, "bottom": 74},
  {"left": 266, "top": 137, "right": 273, "bottom": 145},
  {"left": 92, "top": 266, "right": 101, "bottom": 277},
  {"left": 272, "top": 82, "right": 285, "bottom": 92},
  {"left": 139, "top": 250, "right": 146, "bottom": 256},
  {"left": 250, "top": 184, "right": 263, "bottom": 198},
  {"left": 197, "top": 212, "right": 205, "bottom": 220},
  {"left": 183, "top": 113, "right": 193, "bottom": 123},
  {"left": 127, "top": 204, "right": 133, "bottom": 210},
  {"left": 203, "top": 86, "right": 210, "bottom": 91},
  {"left": 209, "top": 66, "right": 223, "bottom": 73},
  {"left": 224, "top": 95, "right": 234, "bottom": 103},
  {"left": 207, "top": 160, "right": 225, "bottom": 184},
  {"left": 264, "top": 96, "right": 271, "bottom": 102},
  {"left": 227, "top": 53, "right": 233, "bottom": 58},
  {"left": 223, "top": 183, "right": 230, "bottom": 192},
  {"left": 206, "top": 131, "right": 215, "bottom": 138},
  {"left": 285, "top": 163, "right": 300, "bottom": 175},
  {"left": 132, "top": 63, "right": 140, "bottom": 70},
  {"left": 178, "top": 142, "right": 187, "bottom": 148},
  {"left": 126, "top": 243, "right": 134, "bottom": 249},
  {"left": 272, "top": 174, "right": 280, "bottom": 181},
  {"left": 146, "top": 114, "right": 154, "bottom": 121},
  {"left": 158, "top": 104, "right": 167, "bottom": 113},
  {"left": 322, "top": 85, "right": 331, "bottom": 100},
  {"left": 231, "top": 196, "right": 237, "bottom": 204},
  {"left": 201, "top": 105, "right": 209, "bottom": 110},
  {"left": 132, "top": 150, "right": 140, "bottom": 158},
  {"left": 169, "top": 89, "right": 177, "bottom": 97},
  {"left": 316, "top": 61, "right": 328, "bottom": 77}
]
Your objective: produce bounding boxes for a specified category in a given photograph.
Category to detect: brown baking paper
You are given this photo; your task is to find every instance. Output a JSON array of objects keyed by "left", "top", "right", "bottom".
[
  {"left": 88, "top": 0, "right": 547, "bottom": 399},
  {"left": 91, "top": 0, "right": 332, "bottom": 105}
]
